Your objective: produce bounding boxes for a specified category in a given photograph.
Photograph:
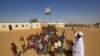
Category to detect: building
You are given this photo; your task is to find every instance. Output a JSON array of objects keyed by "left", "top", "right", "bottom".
[
  {"left": 30, "top": 23, "right": 42, "bottom": 29},
  {"left": 95, "top": 23, "right": 100, "bottom": 28},
  {"left": 0, "top": 22, "right": 65, "bottom": 31},
  {"left": 0, "top": 23, "right": 30, "bottom": 31},
  {"left": 48, "top": 23, "right": 65, "bottom": 27}
]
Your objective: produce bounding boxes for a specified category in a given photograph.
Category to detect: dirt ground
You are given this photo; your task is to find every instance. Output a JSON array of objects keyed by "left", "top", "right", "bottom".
[{"left": 0, "top": 27, "right": 100, "bottom": 56}]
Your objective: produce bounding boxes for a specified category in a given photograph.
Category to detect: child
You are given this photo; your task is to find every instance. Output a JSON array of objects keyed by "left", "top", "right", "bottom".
[
  {"left": 43, "top": 41, "right": 48, "bottom": 54},
  {"left": 26, "top": 36, "right": 31, "bottom": 50},
  {"left": 36, "top": 43, "right": 40, "bottom": 55},
  {"left": 38, "top": 43, "right": 43, "bottom": 54},
  {"left": 47, "top": 41, "right": 51, "bottom": 53},
  {"left": 50, "top": 43, "right": 55, "bottom": 56},
  {"left": 61, "top": 30, "right": 65, "bottom": 46},
  {"left": 10, "top": 42, "right": 18, "bottom": 56},
  {"left": 20, "top": 36, "right": 25, "bottom": 53},
  {"left": 57, "top": 40, "right": 62, "bottom": 54}
]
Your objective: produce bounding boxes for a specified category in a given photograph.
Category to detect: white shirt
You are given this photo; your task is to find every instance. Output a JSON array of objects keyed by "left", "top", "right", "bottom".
[
  {"left": 39, "top": 44, "right": 43, "bottom": 50},
  {"left": 73, "top": 37, "right": 84, "bottom": 56},
  {"left": 57, "top": 41, "right": 62, "bottom": 47},
  {"left": 54, "top": 42, "right": 58, "bottom": 48},
  {"left": 45, "top": 35, "right": 49, "bottom": 41},
  {"left": 30, "top": 40, "right": 34, "bottom": 45}
]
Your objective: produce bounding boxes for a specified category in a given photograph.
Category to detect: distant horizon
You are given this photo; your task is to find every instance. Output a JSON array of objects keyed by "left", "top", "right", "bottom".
[
  {"left": 0, "top": 21, "right": 99, "bottom": 24},
  {"left": 0, "top": 0, "right": 100, "bottom": 24}
]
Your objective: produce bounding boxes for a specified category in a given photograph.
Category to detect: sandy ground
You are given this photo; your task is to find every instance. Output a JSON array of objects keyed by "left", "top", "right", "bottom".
[{"left": 0, "top": 27, "right": 100, "bottom": 56}]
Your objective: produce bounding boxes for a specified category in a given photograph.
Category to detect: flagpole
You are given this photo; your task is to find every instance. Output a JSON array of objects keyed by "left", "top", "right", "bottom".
[
  {"left": 50, "top": 13, "right": 52, "bottom": 23},
  {"left": 45, "top": 6, "right": 52, "bottom": 24}
]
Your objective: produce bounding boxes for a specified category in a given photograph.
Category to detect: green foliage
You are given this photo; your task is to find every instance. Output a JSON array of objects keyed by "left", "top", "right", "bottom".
[{"left": 30, "top": 18, "right": 38, "bottom": 23}]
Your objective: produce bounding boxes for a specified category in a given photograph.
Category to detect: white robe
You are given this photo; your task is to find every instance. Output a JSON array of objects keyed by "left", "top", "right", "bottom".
[{"left": 73, "top": 37, "right": 84, "bottom": 56}]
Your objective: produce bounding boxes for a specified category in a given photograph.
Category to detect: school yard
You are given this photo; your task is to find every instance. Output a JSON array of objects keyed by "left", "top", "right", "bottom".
[{"left": 0, "top": 27, "right": 100, "bottom": 56}]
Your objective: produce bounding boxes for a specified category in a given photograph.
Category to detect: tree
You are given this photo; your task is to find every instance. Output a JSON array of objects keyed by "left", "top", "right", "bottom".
[{"left": 30, "top": 18, "right": 38, "bottom": 23}]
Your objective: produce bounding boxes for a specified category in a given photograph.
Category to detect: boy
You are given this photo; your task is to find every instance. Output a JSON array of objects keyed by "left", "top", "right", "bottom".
[
  {"left": 20, "top": 36, "right": 25, "bottom": 53},
  {"left": 11, "top": 42, "right": 18, "bottom": 56}
]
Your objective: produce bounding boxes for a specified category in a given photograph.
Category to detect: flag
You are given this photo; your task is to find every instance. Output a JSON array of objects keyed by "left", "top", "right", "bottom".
[{"left": 45, "top": 6, "right": 51, "bottom": 15}]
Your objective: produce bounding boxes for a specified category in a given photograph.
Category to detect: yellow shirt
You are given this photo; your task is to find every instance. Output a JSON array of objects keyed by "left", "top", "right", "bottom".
[
  {"left": 50, "top": 46, "right": 55, "bottom": 52},
  {"left": 20, "top": 40, "right": 25, "bottom": 45}
]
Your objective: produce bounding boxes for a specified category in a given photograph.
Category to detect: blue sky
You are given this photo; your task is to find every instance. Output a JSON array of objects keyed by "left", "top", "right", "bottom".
[{"left": 0, "top": 0, "right": 100, "bottom": 24}]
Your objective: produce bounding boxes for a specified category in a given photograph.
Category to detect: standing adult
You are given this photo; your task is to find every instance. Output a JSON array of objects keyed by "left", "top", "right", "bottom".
[{"left": 73, "top": 31, "right": 84, "bottom": 56}]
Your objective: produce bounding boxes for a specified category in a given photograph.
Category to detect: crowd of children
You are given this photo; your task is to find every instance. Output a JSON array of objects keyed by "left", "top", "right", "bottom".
[{"left": 10, "top": 25, "right": 74, "bottom": 56}]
